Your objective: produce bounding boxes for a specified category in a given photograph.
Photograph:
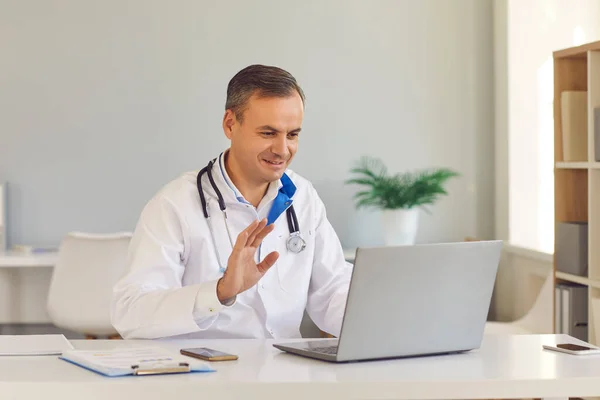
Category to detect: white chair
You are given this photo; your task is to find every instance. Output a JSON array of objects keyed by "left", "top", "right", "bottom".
[
  {"left": 484, "top": 271, "right": 554, "bottom": 335},
  {"left": 47, "top": 232, "right": 132, "bottom": 338}
]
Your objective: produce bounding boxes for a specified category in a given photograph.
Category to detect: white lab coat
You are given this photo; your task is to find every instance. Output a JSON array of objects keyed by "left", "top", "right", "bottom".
[{"left": 111, "top": 153, "right": 352, "bottom": 339}]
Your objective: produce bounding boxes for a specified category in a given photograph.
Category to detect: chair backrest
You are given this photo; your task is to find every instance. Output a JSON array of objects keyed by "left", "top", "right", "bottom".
[
  {"left": 47, "top": 232, "right": 132, "bottom": 336},
  {"left": 517, "top": 271, "right": 554, "bottom": 333}
]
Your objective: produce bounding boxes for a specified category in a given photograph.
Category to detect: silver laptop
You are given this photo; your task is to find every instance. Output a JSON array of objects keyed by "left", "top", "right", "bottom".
[{"left": 273, "top": 240, "right": 502, "bottom": 362}]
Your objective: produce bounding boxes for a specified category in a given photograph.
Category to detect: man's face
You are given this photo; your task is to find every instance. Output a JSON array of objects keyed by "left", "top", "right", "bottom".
[{"left": 223, "top": 92, "right": 304, "bottom": 185}]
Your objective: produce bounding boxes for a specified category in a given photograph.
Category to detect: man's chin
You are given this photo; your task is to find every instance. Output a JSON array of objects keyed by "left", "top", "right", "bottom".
[
  {"left": 259, "top": 161, "right": 287, "bottom": 179},
  {"left": 264, "top": 171, "right": 284, "bottom": 182}
]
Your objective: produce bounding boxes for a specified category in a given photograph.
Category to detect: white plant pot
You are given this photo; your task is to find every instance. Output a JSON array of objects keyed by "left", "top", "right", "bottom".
[{"left": 381, "top": 208, "right": 419, "bottom": 246}]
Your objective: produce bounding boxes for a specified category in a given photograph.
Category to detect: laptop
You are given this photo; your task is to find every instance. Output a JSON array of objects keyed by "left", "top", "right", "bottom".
[{"left": 273, "top": 240, "right": 502, "bottom": 362}]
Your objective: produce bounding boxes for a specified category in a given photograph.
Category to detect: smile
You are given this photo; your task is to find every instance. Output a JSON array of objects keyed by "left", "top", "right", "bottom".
[
  {"left": 262, "top": 158, "right": 286, "bottom": 170},
  {"left": 263, "top": 159, "right": 284, "bottom": 165}
]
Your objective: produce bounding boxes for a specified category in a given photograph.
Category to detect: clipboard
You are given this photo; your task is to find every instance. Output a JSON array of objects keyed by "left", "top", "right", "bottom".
[{"left": 59, "top": 347, "right": 215, "bottom": 377}]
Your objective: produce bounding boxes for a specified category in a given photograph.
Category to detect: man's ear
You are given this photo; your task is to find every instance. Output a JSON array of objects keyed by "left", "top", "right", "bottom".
[{"left": 222, "top": 109, "right": 237, "bottom": 139}]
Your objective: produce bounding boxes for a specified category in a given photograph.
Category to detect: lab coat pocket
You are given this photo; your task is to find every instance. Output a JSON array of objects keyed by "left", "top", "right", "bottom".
[{"left": 275, "top": 242, "right": 310, "bottom": 296}]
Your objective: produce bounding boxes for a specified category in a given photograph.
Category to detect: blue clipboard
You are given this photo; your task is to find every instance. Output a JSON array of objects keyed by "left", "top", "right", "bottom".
[{"left": 59, "top": 347, "right": 216, "bottom": 377}]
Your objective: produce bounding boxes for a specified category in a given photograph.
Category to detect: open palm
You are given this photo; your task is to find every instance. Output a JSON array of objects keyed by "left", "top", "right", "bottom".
[{"left": 217, "top": 219, "right": 279, "bottom": 301}]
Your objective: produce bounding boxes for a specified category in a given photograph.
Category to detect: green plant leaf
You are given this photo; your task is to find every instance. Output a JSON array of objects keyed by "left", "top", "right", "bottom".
[
  {"left": 345, "top": 157, "right": 459, "bottom": 212},
  {"left": 345, "top": 178, "right": 377, "bottom": 186}
]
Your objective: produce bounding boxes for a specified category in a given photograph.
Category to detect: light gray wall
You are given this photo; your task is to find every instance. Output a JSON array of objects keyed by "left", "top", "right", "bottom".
[{"left": 0, "top": 0, "right": 494, "bottom": 249}]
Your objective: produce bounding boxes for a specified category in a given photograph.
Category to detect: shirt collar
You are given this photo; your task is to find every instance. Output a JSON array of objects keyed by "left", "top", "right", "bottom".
[
  {"left": 218, "top": 151, "right": 250, "bottom": 204},
  {"left": 217, "top": 151, "right": 292, "bottom": 205},
  {"left": 279, "top": 171, "right": 296, "bottom": 198}
]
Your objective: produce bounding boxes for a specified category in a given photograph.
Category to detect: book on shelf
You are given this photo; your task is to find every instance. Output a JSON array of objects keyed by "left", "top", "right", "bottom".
[
  {"left": 561, "top": 90, "right": 588, "bottom": 161},
  {"left": 595, "top": 107, "right": 600, "bottom": 161},
  {"left": 555, "top": 283, "right": 588, "bottom": 342}
]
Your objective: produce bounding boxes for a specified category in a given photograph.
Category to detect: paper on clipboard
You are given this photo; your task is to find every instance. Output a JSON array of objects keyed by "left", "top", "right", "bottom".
[{"left": 60, "top": 347, "right": 215, "bottom": 377}]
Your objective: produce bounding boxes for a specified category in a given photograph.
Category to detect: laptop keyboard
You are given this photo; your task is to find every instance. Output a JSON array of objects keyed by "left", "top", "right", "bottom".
[{"left": 306, "top": 345, "right": 338, "bottom": 355}]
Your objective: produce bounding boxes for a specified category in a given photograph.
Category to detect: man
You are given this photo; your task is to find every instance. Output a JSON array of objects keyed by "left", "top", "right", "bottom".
[{"left": 111, "top": 65, "right": 352, "bottom": 339}]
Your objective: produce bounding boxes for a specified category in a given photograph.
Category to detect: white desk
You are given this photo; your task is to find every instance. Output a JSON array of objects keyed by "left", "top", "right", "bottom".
[
  {"left": 0, "top": 251, "right": 57, "bottom": 323},
  {"left": 0, "top": 251, "right": 57, "bottom": 268},
  {"left": 0, "top": 334, "right": 599, "bottom": 400}
]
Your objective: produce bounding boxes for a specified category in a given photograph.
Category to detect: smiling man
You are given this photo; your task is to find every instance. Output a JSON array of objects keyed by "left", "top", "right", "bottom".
[{"left": 110, "top": 65, "right": 353, "bottom": 339}]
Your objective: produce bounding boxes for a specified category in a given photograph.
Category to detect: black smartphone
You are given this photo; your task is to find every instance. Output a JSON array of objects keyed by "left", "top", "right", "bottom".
[
  {"left": 557, "top": 343, "right": 595, "bottom": 351},
  {"left": 542, "top": 343, "right": 600, "bottom": 355},
  {"left": 180, "top": 347, "right": 238, "bottom": 361}
]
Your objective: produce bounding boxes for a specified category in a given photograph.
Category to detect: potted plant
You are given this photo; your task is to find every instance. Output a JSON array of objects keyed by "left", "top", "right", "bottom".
[{"left": 345, "top": 157, "right": 459, "bottom": 245}]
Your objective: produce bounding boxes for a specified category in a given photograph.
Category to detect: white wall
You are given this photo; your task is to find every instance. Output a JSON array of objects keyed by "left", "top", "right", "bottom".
[
  {"left": 1, "top": 0, "right": 494, "bottom": 248},
  {"left": 494, "top": 0, "right": 509, "bottom": 243},
  {"left": 0, "top": 0, "right": 495, "bottom": 323}
]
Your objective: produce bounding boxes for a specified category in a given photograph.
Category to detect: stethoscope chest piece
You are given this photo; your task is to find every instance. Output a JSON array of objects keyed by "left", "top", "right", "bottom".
[{"left": 287, "top": 231, "right": 306, "bottom": 254}]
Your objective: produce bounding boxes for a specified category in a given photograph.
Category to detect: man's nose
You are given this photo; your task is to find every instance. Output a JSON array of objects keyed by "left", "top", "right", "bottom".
[{"left": 271, "top": 135, "right": 288, "bottom": 157}]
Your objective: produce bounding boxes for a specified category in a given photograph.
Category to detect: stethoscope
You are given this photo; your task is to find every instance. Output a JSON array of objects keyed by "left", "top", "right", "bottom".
[{"left": 196, "top": 159, "right": 306, "bottom": 272}]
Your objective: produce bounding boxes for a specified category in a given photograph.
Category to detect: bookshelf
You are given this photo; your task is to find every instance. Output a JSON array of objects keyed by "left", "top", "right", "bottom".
[{"left": 553, "top": 40, "right": 600, "bottom": 345}]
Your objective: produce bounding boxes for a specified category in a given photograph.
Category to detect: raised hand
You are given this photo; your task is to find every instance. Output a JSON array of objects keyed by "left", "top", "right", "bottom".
[{"left": 216, "top": 218, "right": 279, "bottom": 303}]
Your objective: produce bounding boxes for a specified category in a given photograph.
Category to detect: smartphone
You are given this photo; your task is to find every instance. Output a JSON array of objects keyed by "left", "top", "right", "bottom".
[
  {"left": 180, "top": 347, "right": 238, "bottom": 361},
  {"left": 542, "top": 343, "right": 600, "bottom": 355}
]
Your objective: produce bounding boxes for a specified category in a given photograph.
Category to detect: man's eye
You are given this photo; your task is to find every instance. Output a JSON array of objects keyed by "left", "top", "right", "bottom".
[
  {"left": 288, "top": 133, "right": 299, "bottom": 139},
  {"left": 261, "top": 132, "right": 275, "bottom": 136}
]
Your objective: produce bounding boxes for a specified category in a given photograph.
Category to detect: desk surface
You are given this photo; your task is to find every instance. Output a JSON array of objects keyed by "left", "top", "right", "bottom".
[
  {"left": 0, "top": 334, "right": 599, "bottom": 400},
  {"left": 0, "top": 251, "right": 57, "bottom": 267}
]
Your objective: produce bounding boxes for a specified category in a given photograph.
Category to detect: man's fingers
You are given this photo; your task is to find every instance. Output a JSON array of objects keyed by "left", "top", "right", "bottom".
[
  {"left": 234, "top": 220, "right": 259, "bottom": 252},
  {"left": 234, "top": 218, "right": 274, "bottom": 252},
  {"left": 250, "top": 223, "right": 275, "bottom": 248},
  {"left": 257, "top": 251, "right": 279, "bottom": 273},
  {"left": 246, "top": 218, "right": 267, "bottom": 247}
]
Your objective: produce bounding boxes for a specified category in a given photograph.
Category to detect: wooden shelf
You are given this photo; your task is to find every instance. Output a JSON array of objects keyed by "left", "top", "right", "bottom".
[
  {"left": 555, "top": 272, "right": 600, "bottom": 289},
  {"left": 556, "top": 162, "right": 591, "bottom": 169},
  {"left": 553, "top": 40, "right": 600, "bottom": 345},
  {"left": 554, "top": 39, "right": 600, "bottom": 59},
  {"left": 555, "top": 162, "right": 600, "bottom": 169}
]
